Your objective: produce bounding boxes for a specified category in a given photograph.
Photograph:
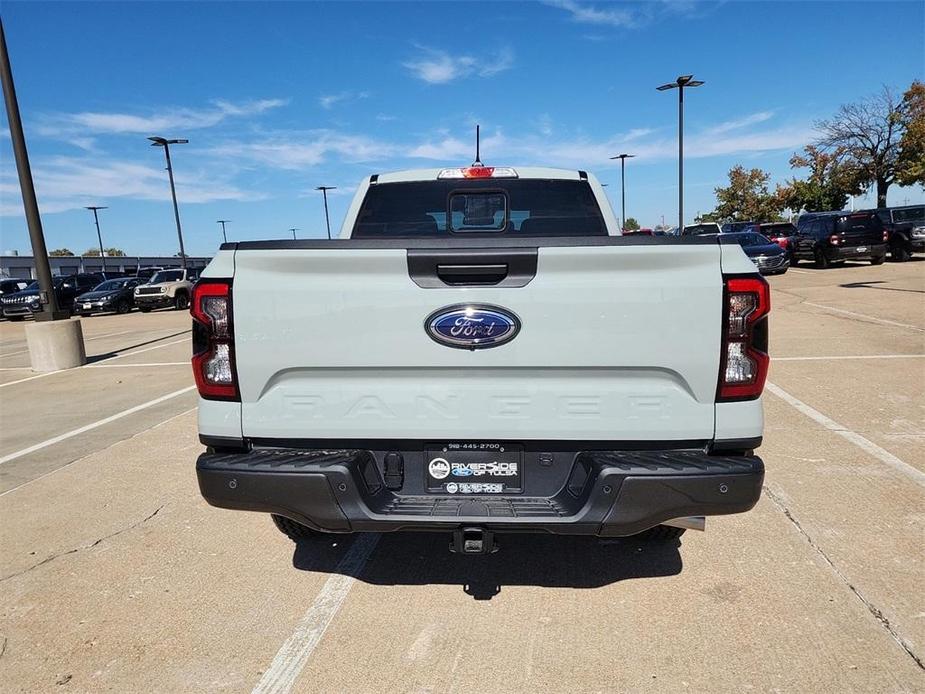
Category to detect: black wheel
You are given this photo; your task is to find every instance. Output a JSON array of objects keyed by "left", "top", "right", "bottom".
[
  {"left": 78, "top": 313, "right": 91, "bottom": 318},
  {"left": 891, "top": 243, "right": 911, "bottom": 262},
  {"left": 139, "top": 307, "right": 152, "bottom": 313},
  {"left": 116, "top": 299, "right": 131, "bottom": 314},
  {"left": 870, "top": 254, "right": 885, "bottom": 266},
  {"left": 174, "top": 292, "right": 189, "bottom": 310},
  {"left": 789, "top": 254, "right": 799, "bottom": 266},
  {"left": 632, "top": 525, "right": 686, "bottom": 542},
  {"left": 814, "top": 249, "right": 830, "bottom": 269},
  {"left": 271, "top": 514, "right": 320, "bottom": 542},
  {"left": 8, "top": 315, "right": 24, "bottom": 321}
]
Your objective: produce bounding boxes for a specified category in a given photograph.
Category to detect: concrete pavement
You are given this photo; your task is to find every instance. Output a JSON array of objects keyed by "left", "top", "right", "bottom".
[{"left": 0, "top": 260, "right": 922, "bottom": 693}]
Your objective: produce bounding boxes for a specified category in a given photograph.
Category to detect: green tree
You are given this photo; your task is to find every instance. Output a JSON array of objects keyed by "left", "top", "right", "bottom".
[
  {"left": 896, "top": 80, "right": 925, "bottom": 188},
  {"left": 82, "top": 248, "right": 126, "bottom": 257},
  {"left": 49, "top": 248, "right": 75, "bottom": 256},
  {"left": 623, "top": 217, "right": 640, "bottom": 231},
  {"left": 776, "top": 145, "right": 862, "bottom": 213},
  {"left": 708, "top": 166, "right": 784, "bottom": 222},
  {"left": 814, "top": 83, "right": 922, "bottom": 208}
]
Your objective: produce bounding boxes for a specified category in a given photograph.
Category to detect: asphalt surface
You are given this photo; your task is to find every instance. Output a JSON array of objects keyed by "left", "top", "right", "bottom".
[{"left": 0, "top": 260, "right": 923, "bottom": 693}]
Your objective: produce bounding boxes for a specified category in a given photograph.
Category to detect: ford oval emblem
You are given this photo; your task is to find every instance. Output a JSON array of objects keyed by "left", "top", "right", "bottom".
[{"left": 425, "top": 304, "right": 520, "bottom": 350}]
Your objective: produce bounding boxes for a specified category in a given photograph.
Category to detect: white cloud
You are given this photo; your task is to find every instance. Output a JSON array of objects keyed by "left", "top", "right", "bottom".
[
  {"left": 36, "top": 98, "right": 287, "bottom": 137},
  {"left": 319, "top": 91, "right": 370, "bottom": 110},
  {"left": 403, "top": 47, "right": 514, "bottom": 84},
  {"left": 209, "top": 130, "right": 398, "bottom": 169},
  {"left": 0, "top": 156, "right": 259, "bottom": 216},
  {"left": 708, "top": 111, "right": 775, "bottom": 134},
  {"left": 544, "top": 0, "right": 637, "bottom": 28}
]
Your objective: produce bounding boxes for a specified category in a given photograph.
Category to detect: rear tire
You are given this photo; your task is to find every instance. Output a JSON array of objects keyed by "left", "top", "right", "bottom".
[
  {"left": 814, "top": 249, "right": 830, "bottom": 269},
  {"left": 139, "top": 307, "right": 152, "bottom": 313},
  {"left": 891, "top": 243, "right": 911, "bottom": 262},
  {"left": 8, "top": 316, "right": 24, "bottom": 321},
  {"left": 116, "top": 299, "right": 131, "bottom": 314},
  {"left": 870, "top": 255, "right": 885, "bottom": 266},
  {"left": 271, "top": 514, "right": 320, "bottom": 542},
  {"left": 174, "top": 292, "right": 189, "bottom": 310},
  {"left": 633, "top": 525, "right": 686, "bottom": 542}
]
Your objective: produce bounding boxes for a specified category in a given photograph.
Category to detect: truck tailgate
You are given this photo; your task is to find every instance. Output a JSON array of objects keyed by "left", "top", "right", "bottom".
[{"left": 231, "top": 243, "right": 722, "bottom": 442}]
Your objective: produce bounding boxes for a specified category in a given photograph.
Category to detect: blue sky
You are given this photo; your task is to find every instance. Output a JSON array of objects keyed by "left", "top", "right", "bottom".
[{"left": 0, "top": 0, "right": 923, "bottom": 256}]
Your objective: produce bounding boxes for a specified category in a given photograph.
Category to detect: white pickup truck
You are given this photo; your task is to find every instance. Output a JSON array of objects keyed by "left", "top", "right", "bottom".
[{"left": 193, "top": 166, "right": 767, "bottom": 554}]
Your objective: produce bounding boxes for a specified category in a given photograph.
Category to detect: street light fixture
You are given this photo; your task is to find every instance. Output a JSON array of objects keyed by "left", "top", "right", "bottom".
[
  {"left": 216, "top": 219, "right": 230, "bottom": 244},
  {"left": 609, "top": 153, "right": 635, "bottom": 230},
  {"left": 148, "top": 136, "right": 189, "bottom": 268},
  {"left": 656, "top": 74, "right": 704, "bottom": 232},
  {"left": 84, "top": 206, "right": 108, "bottom": 272},
  {"left": 289, "top": 227, "right": 299, "bottom": 240},
  {"left": 315, "top": 186, "right": 337, "bottom": 239}
]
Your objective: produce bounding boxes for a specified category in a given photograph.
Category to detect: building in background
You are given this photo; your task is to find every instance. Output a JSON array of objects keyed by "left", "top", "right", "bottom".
[{"left": 0, "top": 253, "right": 211, "bottom": 279}]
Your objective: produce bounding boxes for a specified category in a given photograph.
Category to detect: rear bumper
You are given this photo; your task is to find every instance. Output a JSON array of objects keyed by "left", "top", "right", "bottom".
[
  {"left": 827, "top": 243, "right": 886, "bottom": 260},
  {"left": 197, "top": 447, "right": 764, "bottom": 536}
]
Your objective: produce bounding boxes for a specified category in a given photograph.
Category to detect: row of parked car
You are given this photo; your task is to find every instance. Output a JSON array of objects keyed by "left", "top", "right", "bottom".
[
  {"left": 678, "top": 204, "right": 924, "bottom": 275},
  {"left": 0, "top": 267, "right": 199, "bottom": 321}
]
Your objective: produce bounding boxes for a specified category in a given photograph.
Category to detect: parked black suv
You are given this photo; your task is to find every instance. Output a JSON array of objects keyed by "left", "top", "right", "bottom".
[
  {"left": 872, "top": 205, "right": 925, "bottom": 262},
  {"left": 793, "top": 211, "right": 887, "bottom": 268},
  {"left": 1, "top": 273, "right": 99, "bottom": 320}
]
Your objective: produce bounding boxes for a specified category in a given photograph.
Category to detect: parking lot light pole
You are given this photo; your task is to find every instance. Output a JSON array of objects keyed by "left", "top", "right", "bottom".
[
  {"left": 148, "top": 136, "right": 189, "bottom": 269},
  {"left": 289, "top": 227, "right": 299, "bottom": 240},
  {"left": 0, "top": 19, "right": 67, "bottom": 321},
  {"left": 657, "top": 75, "right": 704, "bottom": 232},
  {"left": 85, "top": 206, "right": 108, "bottom": 272},
  {"left": 609, "top": 153, "right": 635, "bottom": 230},
  {"left": 315, "top": 186, "right": 336, "bottom": 239},
  {"left": 217, "top": 219, "right": 230, "bottom": 244}
]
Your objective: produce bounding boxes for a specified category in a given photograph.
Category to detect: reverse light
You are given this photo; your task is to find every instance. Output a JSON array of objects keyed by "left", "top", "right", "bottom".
[
  {"left": 191, "top": 280, "right": 239, "bottom": 401},
  {"left": 829, "top": 234, "right": 840, "bottom": 245},
  {"left": 717, "top": 275, "right": 770, "bottom": 401},
  {"left": 883, "top": 230, "right": 889, "bottom": 242},
  {"left": 437, "top": 166, "right": 518, "bottom": 179}
]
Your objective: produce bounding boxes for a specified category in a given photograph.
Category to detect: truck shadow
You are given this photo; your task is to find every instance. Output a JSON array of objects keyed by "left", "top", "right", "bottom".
[{"left": 291, "top": 532, "right": 682, "bottom": 600}]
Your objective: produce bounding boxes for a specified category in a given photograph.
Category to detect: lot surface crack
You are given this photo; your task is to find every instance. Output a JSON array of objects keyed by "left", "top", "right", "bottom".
[
  {"left": 764, "top": 486, "right": 924, "bottom": 671},
  {"left": 0, "top": 506, "right": 164, "bottom": 583}
]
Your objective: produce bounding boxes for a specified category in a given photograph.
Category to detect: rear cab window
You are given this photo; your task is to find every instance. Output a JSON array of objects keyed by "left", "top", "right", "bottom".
[{"left": 352, "top": 179, "right": 606, "bottom": 237}]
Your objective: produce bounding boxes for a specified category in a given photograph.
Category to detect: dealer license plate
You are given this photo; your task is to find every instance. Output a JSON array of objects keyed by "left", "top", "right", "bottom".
[{"left": 425, "top": 442, "right": 523, "bottom": 494}]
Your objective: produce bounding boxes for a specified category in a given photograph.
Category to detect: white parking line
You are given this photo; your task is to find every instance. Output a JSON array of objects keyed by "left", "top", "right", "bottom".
[
  {"left": 0, "top": 328, "right": 135, "bottom": 358},
  {"left": 775, "top": 354, "right": 925, "bottom": 361},
  {"left": 0, "top": 385, "right": 196, "bottom": 466},
  {"left": 0, "top": 406, "right": 198, "bottom": 497},
  {"left": 766, "top": 381, "right": 925, "bottom": 488},
  {"left": 787, "top": 269, "right": 814, "bottom": 274},
  {"left": 252, "top": 533, "right": 380, "bottom": 694},
  {"left": 87, "top": 362, "right": 188, "bottom": 368},
  {"left": 97, "top": 337, "right": 189, "bottom": 362},
  {"left": 803, "top": 302, "right": 924, "bottom": 332},
  {"left": 0, "top": 370, "right": 60, "bottom": 389}
]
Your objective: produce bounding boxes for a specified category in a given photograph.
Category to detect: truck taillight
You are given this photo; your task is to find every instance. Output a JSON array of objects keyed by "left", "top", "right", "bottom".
[
  {"left": 829, "top": 234, "right": 840, "bottom": 245},
  {"left": 191, "top": 279, "right": 239, "bottom": 401},
  {"left": 717, "top": 275, "right": 770, "bottom": 402},
  {"left": 883, "top": 230, "right": 889, "bottom": 242}
]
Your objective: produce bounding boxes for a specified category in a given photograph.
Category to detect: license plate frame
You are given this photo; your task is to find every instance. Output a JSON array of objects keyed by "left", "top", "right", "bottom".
[{"left": 425, "top": 442, "right": 523, "bottom": 494}]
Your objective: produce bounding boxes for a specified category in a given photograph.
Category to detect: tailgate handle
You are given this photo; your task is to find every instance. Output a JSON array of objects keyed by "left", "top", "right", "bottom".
[
  {"left": 407, "top": 248, "right": 537, "bottom": 288},
  {"left": 436, "top": 263, "right": 508, "bottom": 285}
]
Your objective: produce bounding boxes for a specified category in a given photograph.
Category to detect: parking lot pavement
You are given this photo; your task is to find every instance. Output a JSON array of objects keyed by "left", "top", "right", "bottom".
[{"left": 0, "top": 261, "right": 923, "bottom": 693}]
